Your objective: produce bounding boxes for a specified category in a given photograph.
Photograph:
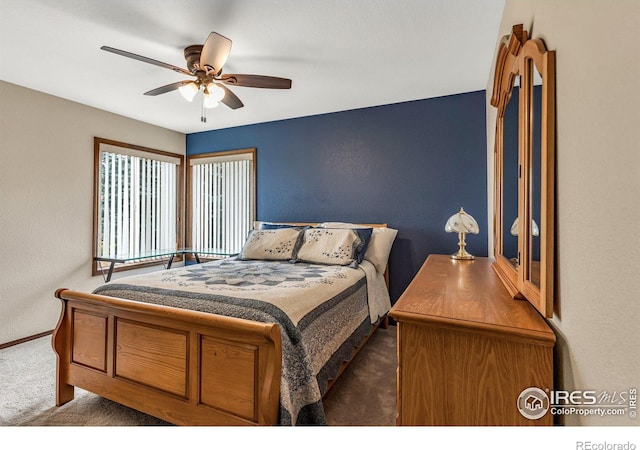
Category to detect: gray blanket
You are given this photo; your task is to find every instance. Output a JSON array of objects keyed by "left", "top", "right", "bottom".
[{"left": 93, "top": 259, "right": 382, "bottom": 425}]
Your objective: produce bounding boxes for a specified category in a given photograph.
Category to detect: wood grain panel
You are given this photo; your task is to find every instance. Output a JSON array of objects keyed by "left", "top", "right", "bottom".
[
  {"left": 397, "top": 322, "right": 446, "bottom": 425},
  {"left": 71, "top": 310, "right": 107, "bottom": 372},
  {"left": 115, "top": 319, "right": 188, "bottom": 397},
  {"left": 398, "top": 322, "right": 553, "bottom": 425},
  {"left": 200, "top": 336, "right": 257, "bottom": 421},
  {"left": 446, "top": 327, "right": 552, "bottom": 425}
]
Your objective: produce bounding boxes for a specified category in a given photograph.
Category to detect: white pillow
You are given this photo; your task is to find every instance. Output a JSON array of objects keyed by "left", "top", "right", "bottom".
[
  {"left": 296, "top": 228, "right": 361, "bottom": 266},
  {"left": 253, "top": 221, "right": 267, "bottom": 230},
  {"left": 239, "top": 228, "right": 303, "bottom": 261},
  {"left": 364, "top": 227, "right": 398, "bottom": 273},
  {"left": 317, "top": 222, "right": 361, "bottom": 228},
  {"left": 317, "top": 222, "right": 397, "bottom": 273}
]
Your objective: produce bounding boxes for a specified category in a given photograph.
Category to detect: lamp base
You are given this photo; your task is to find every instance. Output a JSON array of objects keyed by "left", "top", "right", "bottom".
[
  {"left": 451, "top": 232, "right": 474, "bottom": 260},
  {"left": 451, "top": 251, "right": 475, "bottom": 260}
]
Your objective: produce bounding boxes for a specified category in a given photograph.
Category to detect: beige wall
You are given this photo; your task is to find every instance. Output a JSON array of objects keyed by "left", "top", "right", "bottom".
[
  {"left": 0, "top": 81, "right": 185, "bottom": 345},
  {"left": 487, "top": 1, "right": 640, "bottom": 425}
]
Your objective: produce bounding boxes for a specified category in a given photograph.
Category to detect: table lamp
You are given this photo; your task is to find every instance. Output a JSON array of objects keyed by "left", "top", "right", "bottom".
[
  {"left": 510, "top": 217, "right": 540, "bottom": 236},
  {"left": 445, "top": 207, "right": 479, "bottom": 260}
]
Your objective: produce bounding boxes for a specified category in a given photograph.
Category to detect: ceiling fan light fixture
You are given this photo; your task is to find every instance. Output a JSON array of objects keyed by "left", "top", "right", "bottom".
[
  {"left": 205, "top": 83, "right": 225, "bottom": 102},
  {"left": 178, "top": 82, "right": 199, "bottom": 102},
  {"left": 202, "top": 94, "right": 220, "bottom": 109}
]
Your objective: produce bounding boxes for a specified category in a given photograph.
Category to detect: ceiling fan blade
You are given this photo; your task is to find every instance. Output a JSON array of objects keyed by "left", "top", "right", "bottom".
[
  {"left": 200, "top": 32, "right": 232, "bottom": 74},
  {"left": 101, "top": 46, "right": 192, "bottom": 76},
  {"left": 219, "top": 85, "right": 244, "bottom": 109},
  {"left": 144, "top": 80, "right": 193, "bottom": 96},
  {"left": 220, "top": 74, "right": 292, "bottom": 89}
]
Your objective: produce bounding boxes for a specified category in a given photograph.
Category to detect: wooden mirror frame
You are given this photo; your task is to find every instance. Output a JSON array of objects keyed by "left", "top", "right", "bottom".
[
  {"left": 519, "top": 36, "right": 556, "bottom": 317},
  {"left": 491, "top": 25, "right": 527, "bottom": 300},
  {"left": 490, "top": 25, "right": 556, "bottom": 318}
]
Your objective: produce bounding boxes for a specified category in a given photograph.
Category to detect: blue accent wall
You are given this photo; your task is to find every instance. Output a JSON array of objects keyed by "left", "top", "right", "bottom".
[{"left": 187, "top": 90, "right": 488, "bottom": 302}]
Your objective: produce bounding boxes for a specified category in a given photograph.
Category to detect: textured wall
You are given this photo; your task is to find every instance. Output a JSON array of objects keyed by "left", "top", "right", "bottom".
[
  {"left": 0, "top": 81, "right": 185, "bottom": 345},
  {"left": 490, "top": 0, "right": 640, "bottom": 426},
  {"left": 188, "top": 91, "right": 489, "bottom": 301}
]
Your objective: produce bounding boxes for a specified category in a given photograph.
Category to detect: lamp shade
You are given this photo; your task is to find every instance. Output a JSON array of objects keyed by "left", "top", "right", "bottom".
[
  {"left": 203, "top": 83, "right": 225, "bottom": 108},
  {"left": 510, "top": 217, "right": 540, "bottom": 237},
  {"left": 202, "top": 94, "right": 220, "bottom": 109},
  {"left": 445, "top": 208, "right": 479, "bottom": 235},
  {"left": 205, "top": 83, "right": 225, "bottom": 102},
  {"left": 178, "top": 82, "right": 199, "bottom": 102}
]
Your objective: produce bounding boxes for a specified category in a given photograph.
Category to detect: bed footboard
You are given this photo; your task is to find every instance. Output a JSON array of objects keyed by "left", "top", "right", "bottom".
[{"left": 52, "top": 288, "right": 282, "bottom": 425}]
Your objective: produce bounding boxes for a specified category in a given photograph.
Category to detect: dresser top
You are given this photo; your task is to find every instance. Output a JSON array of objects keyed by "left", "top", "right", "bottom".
[{"left": 390, "top": 254, "right": 555, "bottom": 344}]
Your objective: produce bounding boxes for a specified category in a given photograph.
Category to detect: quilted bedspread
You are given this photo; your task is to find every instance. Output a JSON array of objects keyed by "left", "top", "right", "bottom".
[{"left": 92, "top": 258, "right": 390, "bottom": 425}]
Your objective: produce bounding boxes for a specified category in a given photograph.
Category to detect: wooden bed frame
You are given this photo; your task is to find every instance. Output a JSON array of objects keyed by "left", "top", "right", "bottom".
[{"left": 52, "top": 223, "right": 390, "bottom": 426}]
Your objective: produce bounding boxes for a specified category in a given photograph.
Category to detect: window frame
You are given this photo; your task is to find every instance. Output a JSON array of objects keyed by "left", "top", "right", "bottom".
[
  {"left": 92, "top": 137, "right": 184, "bottom": 277},
  {"left": 186, "top": 148, "right": 257, "bottom": 258}
]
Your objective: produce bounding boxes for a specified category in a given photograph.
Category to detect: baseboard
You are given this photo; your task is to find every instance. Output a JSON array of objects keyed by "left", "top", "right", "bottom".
[{"left": 0, "top": 330, "right": 53, "bottom": 350}]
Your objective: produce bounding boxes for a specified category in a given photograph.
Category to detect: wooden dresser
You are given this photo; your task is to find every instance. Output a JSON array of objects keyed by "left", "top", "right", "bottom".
[{"left": 390, "top": 254, "right": 555, "bottom": 425}]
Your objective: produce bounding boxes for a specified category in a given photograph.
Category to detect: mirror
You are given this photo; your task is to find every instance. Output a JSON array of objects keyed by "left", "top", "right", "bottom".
[
  {"left": 529, "top": 74, "right": 542, "bottom": 287},
  {"left": 502, "top": 81, "right": 520, "bottom": 269},
  {"left": 490, "top": 25, "right": 556, "bottom": 318}
]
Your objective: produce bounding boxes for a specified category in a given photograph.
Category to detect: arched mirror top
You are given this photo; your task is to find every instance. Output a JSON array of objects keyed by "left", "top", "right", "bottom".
[
  {"left": 491, "top": 24, "right": 527, "bottom": 117},
  {"left": 521, "top": 37, "right": 555, "bottom": 77}
]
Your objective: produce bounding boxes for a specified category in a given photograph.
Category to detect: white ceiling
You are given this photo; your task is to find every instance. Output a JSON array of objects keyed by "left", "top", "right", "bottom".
[{"left": 0, "top": 0, "right": 504, "bottom": 134}]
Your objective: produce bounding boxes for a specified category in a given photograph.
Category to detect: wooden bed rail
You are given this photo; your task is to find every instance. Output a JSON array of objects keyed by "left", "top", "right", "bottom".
[{"left": 53, "top": 288, "right": 282, "bottom": 425}]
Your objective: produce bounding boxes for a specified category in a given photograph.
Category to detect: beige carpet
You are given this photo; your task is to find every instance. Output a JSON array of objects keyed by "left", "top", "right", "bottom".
[{"left": 0, "top": 326, "right": 397, "bottom": 426}]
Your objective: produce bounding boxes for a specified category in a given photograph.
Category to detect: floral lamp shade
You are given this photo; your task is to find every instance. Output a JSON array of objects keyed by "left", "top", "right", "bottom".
[
  {"left": 445, "top": 207, "right": 479, "bottom": 260},
  {"left": 510, "top": 217, "right": 540, "bottom": 237}
]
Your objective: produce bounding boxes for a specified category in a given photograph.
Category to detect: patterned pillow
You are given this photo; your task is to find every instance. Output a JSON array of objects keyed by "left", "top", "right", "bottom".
[
  {"left": 317, "top": 222, "right": 397, "bottom": 273},
  {"left": 315, "top": 223, "right": 373, "bottom": 264},
  {"left": 239, "top": 228, "right": 304, "bottom": 261},
  {"left": 296, "top": 228, "right": 362, "bottom": 266}
]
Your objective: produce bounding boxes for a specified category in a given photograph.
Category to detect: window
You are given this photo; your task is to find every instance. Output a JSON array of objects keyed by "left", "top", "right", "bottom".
[
  {"left": 93, "top": 138, "right": 184, "bottom": 276},
  {"left": 187, "top": 148, "right": 256, "bottom": 254}
]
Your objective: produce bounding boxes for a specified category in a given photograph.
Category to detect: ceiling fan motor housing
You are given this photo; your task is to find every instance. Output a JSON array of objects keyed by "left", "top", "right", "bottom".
[{"left": 184, "top": 45, "right": 204, "bottom": 74}]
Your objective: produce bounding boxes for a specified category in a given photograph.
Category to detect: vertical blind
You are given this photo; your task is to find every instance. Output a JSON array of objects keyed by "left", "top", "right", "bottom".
[
  {"left": 190, "top": 153, "right": 254, "bottom": 254},
  {"left": 98, "top": 150, "right": 179, "bottom": 257}
]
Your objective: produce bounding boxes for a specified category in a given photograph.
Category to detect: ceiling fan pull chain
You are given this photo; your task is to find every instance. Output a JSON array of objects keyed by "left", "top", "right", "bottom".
[{"left": 201, "top": 96, "right": 206, "bottom": 122}]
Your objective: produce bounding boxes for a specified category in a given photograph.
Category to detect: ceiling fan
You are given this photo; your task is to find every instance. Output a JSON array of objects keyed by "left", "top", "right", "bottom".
[{"left": 101, "top": 32, "right": 292, "bottom": 122}]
